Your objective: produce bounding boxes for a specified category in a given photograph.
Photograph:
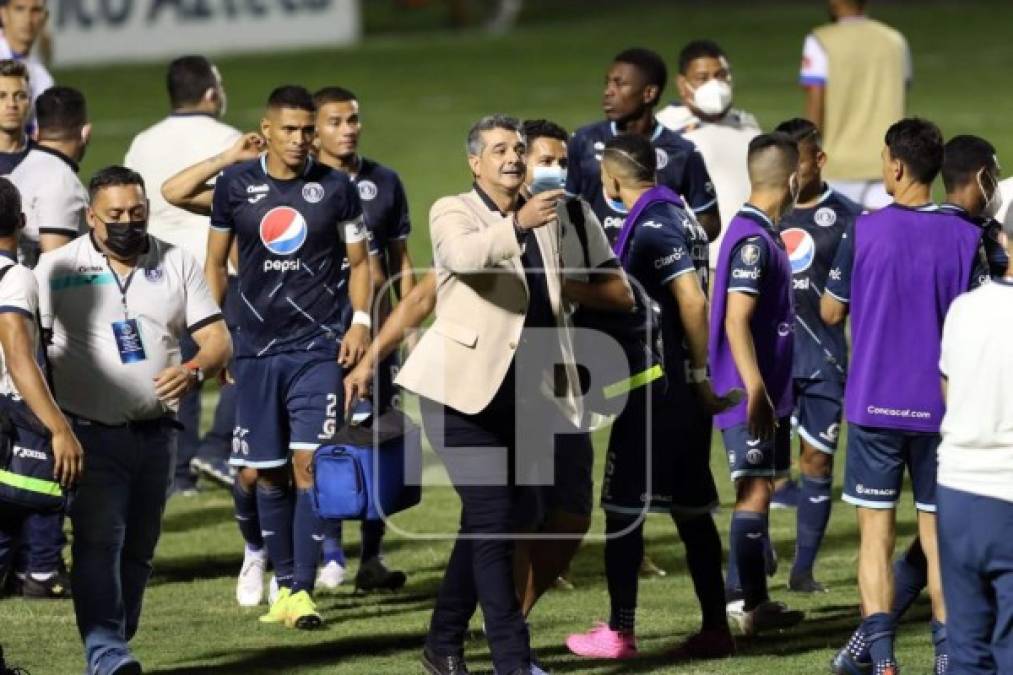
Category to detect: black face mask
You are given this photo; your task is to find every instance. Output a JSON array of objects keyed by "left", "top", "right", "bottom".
[{"left": 100, "top": 219, "right": 148, "bottom": 259}]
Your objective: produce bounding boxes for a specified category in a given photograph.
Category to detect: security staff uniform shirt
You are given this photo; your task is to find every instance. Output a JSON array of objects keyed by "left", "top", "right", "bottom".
[
  {"left": 10, "top": 145, "right": 87, "bottom": 268},
  {"left": 125, "top": 113, "right": 241, "bottom": 266},
  {"left": 35, "top": 234, "right": 222, "bottom": 425},
  {"left": 938, "top": 280, "right": 1013, "bottom": 504},
  {"left": 566, "top": 120, "right": 716, "bottom": 244},
  {"left": 0, "top": 252, "right": 39, "bottom": 398},
  {"left": 656, "top": 104, "right": 761, "bottom": 259}
]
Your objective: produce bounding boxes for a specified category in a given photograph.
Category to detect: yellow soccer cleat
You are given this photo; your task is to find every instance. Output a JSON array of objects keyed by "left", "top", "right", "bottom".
[
  {"left": 258, "top": 586, "right": 292, "bottom": 624},
  {"left": 284, "top": 589, "right": 322, "bottom": 630}
]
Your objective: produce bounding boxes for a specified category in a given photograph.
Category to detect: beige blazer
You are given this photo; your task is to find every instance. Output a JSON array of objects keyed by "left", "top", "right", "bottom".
[{"left": 395, "top": 188, "right": 582, "bottom": 425}]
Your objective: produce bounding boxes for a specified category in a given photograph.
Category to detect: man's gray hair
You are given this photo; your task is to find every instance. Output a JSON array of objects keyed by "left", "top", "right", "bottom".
[{"left": 466, "top": 114, "right": 523, "bottom": 156}]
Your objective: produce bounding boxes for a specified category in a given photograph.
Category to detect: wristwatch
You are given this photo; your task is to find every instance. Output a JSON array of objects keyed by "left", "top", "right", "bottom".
[
  {"left": 184, "top": 361, "right": 205, "bottom": 384},
  {"left": 687, "top": 366, "right": 709, "bottom": 384}
]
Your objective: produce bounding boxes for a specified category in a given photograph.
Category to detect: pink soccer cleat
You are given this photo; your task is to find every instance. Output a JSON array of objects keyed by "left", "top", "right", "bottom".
[{"left": 565, "top": 622, "right": 638, "bottom": 660}]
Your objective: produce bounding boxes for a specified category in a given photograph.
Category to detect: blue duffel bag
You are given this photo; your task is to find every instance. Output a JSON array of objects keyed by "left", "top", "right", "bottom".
[{"left": 312, "top": 405, "right": 422, "bottom": 521}]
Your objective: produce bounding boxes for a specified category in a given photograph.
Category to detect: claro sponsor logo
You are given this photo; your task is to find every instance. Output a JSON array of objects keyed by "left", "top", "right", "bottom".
[{"left": 866, "top": 405, "right": 932, "bottom": 420}]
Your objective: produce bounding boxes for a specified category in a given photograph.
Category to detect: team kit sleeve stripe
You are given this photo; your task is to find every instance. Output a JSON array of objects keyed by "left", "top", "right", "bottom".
[
  {"left": 0, "top": 305, "right": 33, "bottom": 318},
  {"left": 187, "top": 312, "right": 224, "bottom": 334}
]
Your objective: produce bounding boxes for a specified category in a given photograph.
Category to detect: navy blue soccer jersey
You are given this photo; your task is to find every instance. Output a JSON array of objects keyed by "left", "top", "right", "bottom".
[
  {"left": 625, "top": 201, "right": 710, "bottom": 401},
  {"left": 352, "top": 157, "right": 411, "bottom": 265},
  {"left": 938, "top": 202, "right": 1008, "bottom": 284},
  {"left": 0, "top": 142, "right": 31, "bottom": 174},
  {"left": 566, "top": 121, "right": 716, "bottom": 243},
  {"left": 210, "top": 156, "right": 367, "bottom": 358},
  {"left": 778, "top": 187, "right": 860, "bottom": 381}
]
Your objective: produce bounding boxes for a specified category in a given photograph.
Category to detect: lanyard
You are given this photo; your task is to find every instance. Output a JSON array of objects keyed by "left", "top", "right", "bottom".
[{"left": 106, "top": 259, "right": 138, "bottom": 321}]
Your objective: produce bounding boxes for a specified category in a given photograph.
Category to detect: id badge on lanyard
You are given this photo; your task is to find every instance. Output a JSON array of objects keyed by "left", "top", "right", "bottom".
[{"left": 109, "top": 264, "right": 147, "bottom": 364}]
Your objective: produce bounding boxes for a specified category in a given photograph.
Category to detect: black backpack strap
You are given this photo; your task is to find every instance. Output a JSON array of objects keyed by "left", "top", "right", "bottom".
[{"left": 565, "top": 197, "right": 592, "bottom": 270}]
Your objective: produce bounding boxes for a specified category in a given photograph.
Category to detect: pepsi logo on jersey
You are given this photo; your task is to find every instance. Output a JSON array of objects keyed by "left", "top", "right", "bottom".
[
  {"left": 260, "top": 206, "right": 307, "bottom": 271},
  {"left": 780, "top": 227, "right": 815, "bottom": 274}
]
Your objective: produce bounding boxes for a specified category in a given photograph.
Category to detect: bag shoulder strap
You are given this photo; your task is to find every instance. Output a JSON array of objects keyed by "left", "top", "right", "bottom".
[{"left": 565, "top": 198, "right": 592, "bottom": 270}]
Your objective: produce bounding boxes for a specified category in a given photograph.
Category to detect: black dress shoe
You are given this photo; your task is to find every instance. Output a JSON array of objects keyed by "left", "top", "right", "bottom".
[{"left": 421, "top": 647, "right": 470, "bottom": 675}]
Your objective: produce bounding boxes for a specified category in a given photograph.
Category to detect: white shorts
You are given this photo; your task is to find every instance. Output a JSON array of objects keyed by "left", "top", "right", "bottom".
[{"left": 829, "top": 179, "right": 892, "bottom": 210}]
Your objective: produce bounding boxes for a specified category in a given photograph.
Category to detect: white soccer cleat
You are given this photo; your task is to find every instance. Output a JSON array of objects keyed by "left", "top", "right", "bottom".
[
  {"left": 268, "top": 575, "right": 280, "bottom": 605},
  {"left": 236, "top": 547, "right": 267, "bottom": 607},
  {"left": 315, "top": 560, "right": 346, "bottom": 591}
]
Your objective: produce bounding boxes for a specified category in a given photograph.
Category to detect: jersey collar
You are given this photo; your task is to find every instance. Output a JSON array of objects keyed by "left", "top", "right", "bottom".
[
  {"left": 33, "top": 143, "right": 79, "bottom": 173},
  {"left": 740, "top": 203, "right": 776, "bottom": 231},
  {"left": 472, "top": 182, "right": 524, "bottom": 216},
  {"left": 609, "top": 120, "right": 665, "bottom": 142},
  {"left": 259, "top": 152, "right": 314, "bottom": 180}
]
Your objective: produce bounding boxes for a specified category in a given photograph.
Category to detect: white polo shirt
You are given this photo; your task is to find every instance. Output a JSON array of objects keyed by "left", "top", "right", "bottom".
[
  {"left": 124, "top": 113, "right": 241, "bottom": 266},
  {"left": 0, "top": 252, "right": 38, "bottom": 398},
  {"left": 35, "top": 234, "right": 222, "bottom": 425},
  {"left": 655, "top": 104, "right": 760, "bottom": 261},
  {"left": 9, "top": 145, "right": 87, "bottom": 267},
  {"left": 938, "top": 279, "right": 1013, "bottom": 504}
]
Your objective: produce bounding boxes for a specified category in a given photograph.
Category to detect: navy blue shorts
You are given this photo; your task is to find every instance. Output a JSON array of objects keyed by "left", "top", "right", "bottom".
[
  {"left": 721, "top": 416, "right": 792, "bottom": 481},
  {"left": 601, "top": 383, "right": 718, "bottom": 517},
  {"left": 792, "top": 378, "right": 844, "bottom": 454},
  {"left": 230, "top": 348, "right": 343, "bottom": 469},
  {"left": 547, "top": 430, "right": 594, "bottom": 518},
  {"left": 842, "top": 424, "right": 939, "bottom": 512}
]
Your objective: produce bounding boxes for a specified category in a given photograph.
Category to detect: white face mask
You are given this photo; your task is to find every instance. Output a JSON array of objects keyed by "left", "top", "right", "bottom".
[
  {"left": 978, "top": 169, "right": 1001, "bottom": 220},
  {"left": 690, "top": 78, "right": 733, "bottom": 117}
]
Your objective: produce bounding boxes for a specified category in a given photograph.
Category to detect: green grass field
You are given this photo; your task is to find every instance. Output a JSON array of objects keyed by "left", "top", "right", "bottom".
[{"left": 2, "top": 1, "right": 1012, "bottom": 672}]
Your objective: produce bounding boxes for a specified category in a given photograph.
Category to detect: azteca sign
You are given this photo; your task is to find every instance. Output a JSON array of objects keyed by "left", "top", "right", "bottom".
[{"left": 52, "top": 0, "right": 360, "bottom": 66}]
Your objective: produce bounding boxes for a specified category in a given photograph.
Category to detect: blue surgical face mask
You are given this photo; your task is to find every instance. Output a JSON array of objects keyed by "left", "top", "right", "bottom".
[
  {"left": 528, "top": 165, "right": 567, "bottom": 194},
  {"left": 604, "top": 188, "right": 628, "bottom": 215}
]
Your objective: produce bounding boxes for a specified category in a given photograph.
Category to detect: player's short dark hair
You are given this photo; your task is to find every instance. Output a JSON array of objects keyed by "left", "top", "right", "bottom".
[
  {"left": 613, "top": 48, "right": 667, "bottom": 106},
  {"left": 267, "top": 85, "right": 315, "bottom": 113},
  {"left": 522, "top": 119, "right": 568, "bottom": 145},
  {"left": 885, "top": 117, "right": 944, "bottom": 185},
  {"left": 774, "top": 117, "right": 822, "bottom": 148},
  {"left": 167, "top": 55, "right": 218, "bottom": 109},
  {"left": 603, "top": 134, "right": 656, "bottom": 183},
  {"left": 313, "top": 86, "right": 357, "bottom": 109},
  {"left": 36, "top": 86, "right": 87, "bottom": 140},
  {"left": 0, "top": 177, "right": 22, "bottom": 237},
  {"left": 677, "top": 39, "right": 726, "bottom": 75},
  {"left": 466, "top": 113, "right": 521, "bottom": 156},
  {"left": 747, "top": 132, "right": 800, "bottom": 177},
  {"left": 88, "top": 166, "right": 145, "bottom": 200},
  {"left": 941, "top": 135, "right": 997, "bottom": 193},
  {"left": 0, "top": 59, "right": 28, "bottom": 82}
]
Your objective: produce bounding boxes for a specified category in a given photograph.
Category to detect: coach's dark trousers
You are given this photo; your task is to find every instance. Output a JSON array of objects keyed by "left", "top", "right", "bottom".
[
  {"left": 69, "top": 416, "right": 176, "bottom": 675},
  {"left": 421, "top": 371, "right": 533, "bottom": 675}
]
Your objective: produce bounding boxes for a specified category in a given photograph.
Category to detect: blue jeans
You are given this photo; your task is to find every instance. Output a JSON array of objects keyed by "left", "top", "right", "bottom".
[{"left": 69, "top": 417, "right": 175, "bottom": 674}]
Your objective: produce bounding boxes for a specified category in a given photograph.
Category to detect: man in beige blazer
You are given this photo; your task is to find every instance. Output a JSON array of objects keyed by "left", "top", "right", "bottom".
[{"left": 396, "top": 114, "right": 578, "bottom": 675}]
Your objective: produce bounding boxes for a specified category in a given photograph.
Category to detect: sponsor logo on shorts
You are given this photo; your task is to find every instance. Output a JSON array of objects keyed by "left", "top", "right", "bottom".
[
  {"left": 809, "top": 495, "right": 831, "bottom": 504},
  {"left": 829, "top": 268, "right": 842, "bottom": 281},
  {"left": 745, "top": 448, "right": 764, "bottom": 465},
  {"left": 232, "top": 427, "right": 250, "bottom": 456},
  {"left": 820, "top": 423, "right": 840, "bottom": 444},
  {"left": 855, "top": 484, "right": 896, "bottom": 497},
  {"left": 11, "top": 446, "right": 46, "bottom": 461}
]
